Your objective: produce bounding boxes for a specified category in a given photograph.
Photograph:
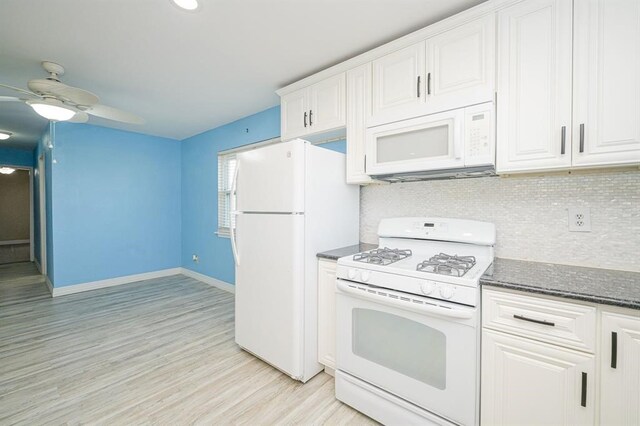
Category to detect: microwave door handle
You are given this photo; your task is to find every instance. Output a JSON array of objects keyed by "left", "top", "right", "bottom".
[
  {"left": 230, "top": 162, "right": 240, "bottom": 266},
  {"left": 336, "top": 280, "right": 473, "bottom": 320},
  {"left": 454, "top": 128, "right": 463, "bottom": 160}
]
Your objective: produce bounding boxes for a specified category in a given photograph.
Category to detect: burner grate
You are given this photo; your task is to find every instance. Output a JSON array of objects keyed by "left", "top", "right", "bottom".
[
  {"left": 353, "top": 247, "right": 412, "bottom": 266},
  {"left": 416, "top": 253, "right": 476, "bottom": 277}
]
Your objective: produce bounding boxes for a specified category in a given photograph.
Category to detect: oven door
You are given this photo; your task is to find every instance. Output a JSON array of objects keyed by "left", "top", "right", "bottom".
[
  {"left": 336, "top": 279, "right": 479, "bottom": 426},
  {"left": 365, "top": 108, "right": 465, "bottom": 176}
]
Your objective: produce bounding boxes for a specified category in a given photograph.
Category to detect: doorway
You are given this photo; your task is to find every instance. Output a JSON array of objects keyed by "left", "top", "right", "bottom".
[{"left": 0, "top": 166, "right": 33, "bottom": 265}]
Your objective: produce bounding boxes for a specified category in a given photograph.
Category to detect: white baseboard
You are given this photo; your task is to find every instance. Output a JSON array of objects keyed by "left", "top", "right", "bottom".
[
  {"left": 52, "top": 267, "right": 182, "bottom": 297},
  {"left": 180, "top": 267, "right": 235, "bottom": 294},
  {"left": 45, "top": 275, "right": 53, "bottom": 296},
  {"left": 35, "top": 259, "right": 42, "bottom": 274}
]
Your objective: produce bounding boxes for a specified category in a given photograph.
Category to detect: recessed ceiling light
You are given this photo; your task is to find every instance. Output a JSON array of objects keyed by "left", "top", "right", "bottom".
[
  {"left": 0, "top": 167, "right": 16, "bottom": 175},
  {"left": 172, "top": 0, "right": 198, "bottom": 11},
  {"left": 0, "top": 132, "right": 11, "bottom": 140}
]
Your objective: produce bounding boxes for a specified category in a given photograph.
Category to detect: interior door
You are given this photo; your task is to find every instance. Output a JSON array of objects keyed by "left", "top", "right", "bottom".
[
  {"left": 235, "top": 140, "right": 305, "bottom": 213},
  {"left": 235, "top": 213, "right": 305, "bottom": 378},
  {"left": 496, "top": 0, "right": 573, "bottom": 173},
  {"left": 425, "top": 14, "right": 495, "bottom": 113},
  {"left": 572, "top": 0, "right": 640, "bottom": 166}
]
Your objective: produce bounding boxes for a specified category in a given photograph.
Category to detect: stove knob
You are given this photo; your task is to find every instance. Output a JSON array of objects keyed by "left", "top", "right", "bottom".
[
  {"left": 361, "top": 270, "right": 370, "bottom": 282},
  {"left": 420, "top": 281, "right": 435, "bottom": 295},
  {"left": 439, "top": 286, "right": 455, "bottom": 300},
  {"left": 348, "top": 269, "right": 358, "bottom": 280}
]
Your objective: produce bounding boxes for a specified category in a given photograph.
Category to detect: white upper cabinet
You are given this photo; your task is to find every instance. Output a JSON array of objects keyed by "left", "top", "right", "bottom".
[
  {"left": 280, "top": 73, "right": 346, "bottom": 141},
  {"left": 600, "top": 310, "right": 640, "bottom": 426},
  {"left": 346, "top": 63, "right": 375, "bottom": 184},
  {"left": 496, "top": 0, "right": 573, "bottom": 173},
  {"left": 426, "top": 14, "right": 495, "bottom": 113},
  {"left": 370, "top": 43, "right": 425, "bottom": 126},
  {"left": 281, "top": 89, "right": 309, "bottom": 142},
  {"left": 369, "top": 15, "right": 495, "bottom": 128},
  {"left": 497, "top": 0, "right": 640, "bottom": 173},
  {"left": 572, "top": 0, "right": 640, "bottom": 167}
]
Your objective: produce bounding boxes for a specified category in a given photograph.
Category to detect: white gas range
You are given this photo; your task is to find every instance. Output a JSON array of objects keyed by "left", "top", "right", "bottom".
[{"left": 334, "top": 217, "right": 495, "bottom": 426}]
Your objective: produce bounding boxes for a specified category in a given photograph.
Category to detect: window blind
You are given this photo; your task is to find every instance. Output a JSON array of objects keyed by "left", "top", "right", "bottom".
[{"left": 217, "top": 153, "right": 237, "bottom": 236}]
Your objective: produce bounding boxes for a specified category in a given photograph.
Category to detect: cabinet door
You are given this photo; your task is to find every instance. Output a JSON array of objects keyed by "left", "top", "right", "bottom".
[
  {"left": 496, "top": 0, "right": 573, "bottom": 173},
  {"left": 317, "top": 259, "right": 337, "bottom": 370},
  {"left": 572, "top": 0, "right": 640, "bottom": 167},
  {"left": 309, "top": 73, "right": 346, "bottom": 135},
  {"left": 346, "top": 64, "right": 374, "bottom": 184},
  {"left": 600, "top": 310, "right": 640, "bottom": 426},
  {"left": 370, "top": 42, "right": 425, "bottom": 126},
  {"left": 425, "top": 14, "right": 495, "bottom": 113},
  {"left": 281, "top": 88, "right": 309, "bottom": 141},
  {"left": 482, "top": 330, "right": 595, "bottom": 426}
]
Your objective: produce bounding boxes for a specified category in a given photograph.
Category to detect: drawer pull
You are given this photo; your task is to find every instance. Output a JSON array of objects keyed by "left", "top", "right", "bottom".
[
  {"left": 581, "top": 372, "right": 587, "bottom": 407},
  {"left": 513, "top": 314, "right": 555, "bottom": 327},
  {"left": 611, "top": 331, "right": 618, "bottom": 369}
]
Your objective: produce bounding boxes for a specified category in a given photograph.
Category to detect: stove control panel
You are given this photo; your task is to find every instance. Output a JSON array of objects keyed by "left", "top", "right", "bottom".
[{"left": 336, "top": 265, "right": 478, "bottom": 307}]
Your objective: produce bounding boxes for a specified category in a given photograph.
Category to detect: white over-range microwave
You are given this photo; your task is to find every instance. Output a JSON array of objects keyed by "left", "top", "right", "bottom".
[{"left": 365, "top": 102, "right": 495, "bottom": 181}]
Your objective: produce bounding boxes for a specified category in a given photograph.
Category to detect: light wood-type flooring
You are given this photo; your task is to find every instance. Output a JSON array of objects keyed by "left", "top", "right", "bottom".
[{"left": 0, "top": 264, "right": 376, "bottom": 425}]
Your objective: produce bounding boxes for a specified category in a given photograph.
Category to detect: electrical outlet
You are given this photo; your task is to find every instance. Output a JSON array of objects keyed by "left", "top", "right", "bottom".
[
  {"left": 192, "top": 254, "right": 199, "bottom": 263},
  {"left": 568, "top": 208, "right": 591, "bottom": 232}
]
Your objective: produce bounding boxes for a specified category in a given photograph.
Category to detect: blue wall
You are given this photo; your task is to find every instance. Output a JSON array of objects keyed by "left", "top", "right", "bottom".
[
  {"left": 0, "top": 146, "right": 35, "bottom": 168},
  {"left": 50, "top": 123, "right": 182, "bottom": 287},
  {"left": 181, "top": 106, "right": 281, "bottom": 284}
]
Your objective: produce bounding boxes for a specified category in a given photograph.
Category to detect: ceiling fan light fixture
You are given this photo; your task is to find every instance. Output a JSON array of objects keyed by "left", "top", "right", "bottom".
[
  {"left": 0, "top": 167, "right": 16, "bottom": 175},
  {"left": 0, "top": 132, "right": 11, "bottom": 140},
  {"left": 172, "top": 0, "right": 199, "bottom": 11},
  {"left": 27, "top": 99, "right": 76, "bottom": 121}
]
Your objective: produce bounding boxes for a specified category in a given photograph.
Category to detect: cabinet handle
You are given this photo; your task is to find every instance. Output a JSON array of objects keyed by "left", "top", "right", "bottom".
[
  {"left": 611, "top": 331, "right": 618, "bottom": 369},
  {"left": 579, "top": 123, "right": 585, "bottom": 153},
  {"left": 581, "top": 372, "right": 587, "bottom": 407},
  {"left": 309, "top": 110, "right": 313, "bottom": 126},
  {"left": 304, "top": 111, "right": 308, "bottom": 128},
  {"left": 561, "top": 126, "right": 566, "bottom": 155},
  {"left": 417, "top": 76, "right": 421, "bottom": 98},
  {"left": 427, "top": 73, "right": 431, "bottom": 95},
  {"left": 513, "top": 314, "right": 555, "bottom": 327}
]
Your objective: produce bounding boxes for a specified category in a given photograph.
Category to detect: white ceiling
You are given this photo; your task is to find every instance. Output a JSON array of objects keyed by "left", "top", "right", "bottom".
[{"left": 0, "top": 0, "right": 485, "bottom": 148}]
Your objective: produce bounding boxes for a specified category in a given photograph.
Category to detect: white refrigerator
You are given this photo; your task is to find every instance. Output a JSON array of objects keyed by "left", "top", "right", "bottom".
[{"left": 232, "top": 139, "right": 359, "bottom": 382}]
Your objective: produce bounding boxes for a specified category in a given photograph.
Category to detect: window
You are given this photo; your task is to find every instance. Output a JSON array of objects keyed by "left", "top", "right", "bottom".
[{"left": 217, "top": 152, "right": 237, "bottom": 236}]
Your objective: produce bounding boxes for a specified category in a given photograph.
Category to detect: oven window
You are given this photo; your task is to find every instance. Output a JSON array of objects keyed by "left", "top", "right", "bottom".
[
  {"left": 352, "top": 308, "right": 446, "bottom": 390},
  {"left": 376, "top": 122, "right": 450, "bottom": 164}
]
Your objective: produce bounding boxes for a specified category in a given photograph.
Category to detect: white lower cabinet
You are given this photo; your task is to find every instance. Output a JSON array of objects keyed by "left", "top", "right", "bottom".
[
  {"left": 600, "top": 309, "right": 640, "bottom": 425},
  {"left": 317, "top": 259, "right": 337, "bottom": 371},
  {"left": 482, "top": 288, "right": 640, "bottom": 426},
  {"left": 482, "top": 329, "right": 596, "bottom": 425}
]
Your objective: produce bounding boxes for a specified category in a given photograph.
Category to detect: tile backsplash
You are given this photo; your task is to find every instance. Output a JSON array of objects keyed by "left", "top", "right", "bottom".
[{"left": 360, "top": 170, "right": 640, "bottom": 272}]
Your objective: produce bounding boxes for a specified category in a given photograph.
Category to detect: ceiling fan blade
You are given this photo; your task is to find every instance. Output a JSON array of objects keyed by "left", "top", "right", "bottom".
[
  {"left": 85, "top": 104, "right": 145, "bottom": 125},
  {"left": 27, "top": 79, "right": 99, "bottom": 106},
  {"left": 0, "top": 83, "right": 42, "bottom": 99},
  {"left": 0, "top": 96, "right": 24, "bottom": 102},
  {"left": 68, "top": 111, "right": 89, "bottom": 123}
]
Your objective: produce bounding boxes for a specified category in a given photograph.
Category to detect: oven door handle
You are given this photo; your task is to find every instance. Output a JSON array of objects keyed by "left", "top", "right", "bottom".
[{"left": 336, "top": 281, "right": 474, "bottom": 320}]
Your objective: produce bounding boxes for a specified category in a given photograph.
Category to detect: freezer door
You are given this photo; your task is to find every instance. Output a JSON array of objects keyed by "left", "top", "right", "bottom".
[
  {"left": 236, "top": 140, "right": 306, "bottom": 213},
  {"left": 234, "top": 212, "right": 305, "bottom": 378}
]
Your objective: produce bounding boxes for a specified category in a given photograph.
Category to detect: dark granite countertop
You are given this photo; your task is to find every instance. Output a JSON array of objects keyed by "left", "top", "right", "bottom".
[
  {"left": 317, "top": 243, "right": 377, "bottom": 261},
  {"left": 481, "top": 258, "right": 640, "bottom": 310}
]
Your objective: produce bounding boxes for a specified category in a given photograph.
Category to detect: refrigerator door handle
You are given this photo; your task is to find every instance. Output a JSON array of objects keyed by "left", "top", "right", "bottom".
[{"left": 230, "top": 162, "right": 240, "bottom": 266}]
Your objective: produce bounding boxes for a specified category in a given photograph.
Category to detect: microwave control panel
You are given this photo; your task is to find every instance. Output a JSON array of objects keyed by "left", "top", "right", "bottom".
[{"left": 464, "top": 103, "right": 494, "bottom": 166}]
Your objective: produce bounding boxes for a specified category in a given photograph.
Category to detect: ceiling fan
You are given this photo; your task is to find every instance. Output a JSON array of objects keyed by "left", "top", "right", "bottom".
[{"left": 0, "top": 61, "right": 145, "bottom": 125}]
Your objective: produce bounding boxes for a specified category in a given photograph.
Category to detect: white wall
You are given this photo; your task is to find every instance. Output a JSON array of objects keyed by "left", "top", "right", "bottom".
[{"left": 360, "top": 170, "right": 640, "bottom": 272}]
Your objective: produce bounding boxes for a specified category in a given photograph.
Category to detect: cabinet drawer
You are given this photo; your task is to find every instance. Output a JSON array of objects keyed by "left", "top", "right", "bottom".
[{"left": 482, "top": 288, "right": 596, "bottom": 353}]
